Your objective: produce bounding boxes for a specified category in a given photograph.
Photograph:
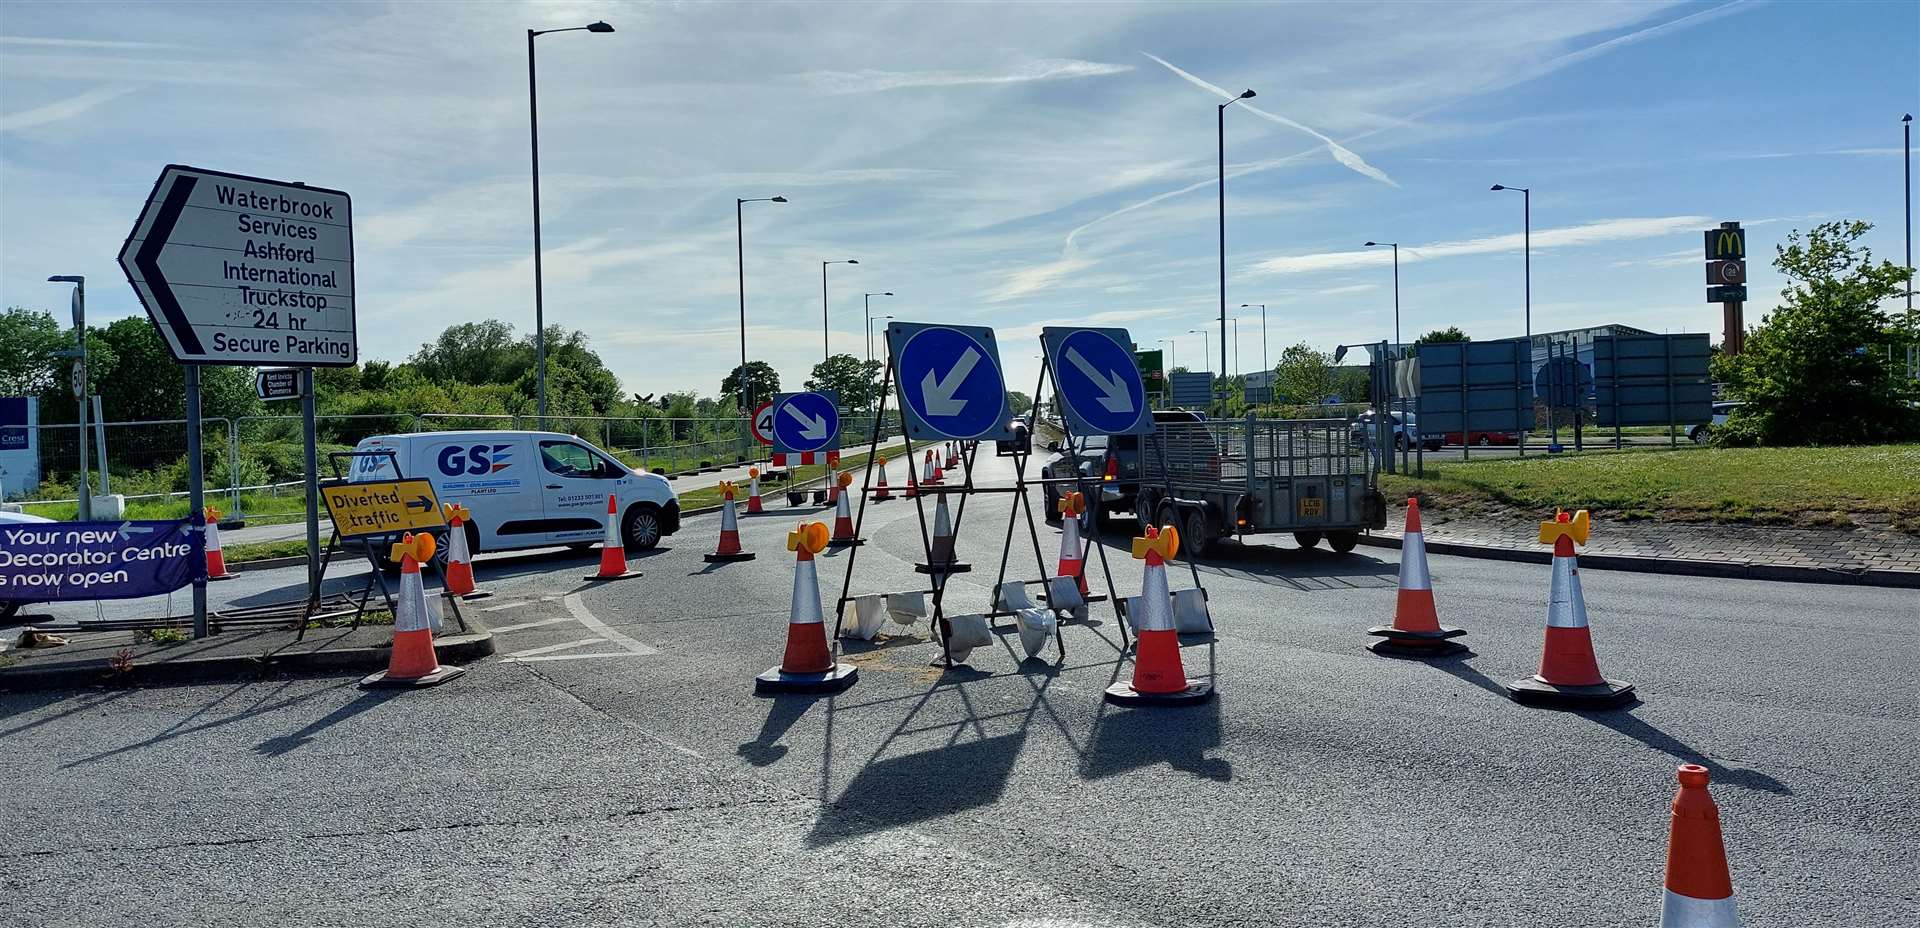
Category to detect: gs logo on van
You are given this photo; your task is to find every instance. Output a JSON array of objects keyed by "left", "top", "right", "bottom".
[{"left": 438, "top": 444, "right": 516, "bottom": 477}]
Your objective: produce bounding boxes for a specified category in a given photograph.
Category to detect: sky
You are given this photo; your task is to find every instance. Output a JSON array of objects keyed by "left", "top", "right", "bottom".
[{"left": 2, "top": 0, "right": 1916, "bottom": 401}]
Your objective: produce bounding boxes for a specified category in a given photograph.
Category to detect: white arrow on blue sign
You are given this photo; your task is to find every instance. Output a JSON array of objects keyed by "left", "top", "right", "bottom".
[
  {"left": 1041, "top": 326, "right": 1152, "bottom": 436},
  {"left": 770, "top": 391, "right": 839, "bottom": 454},
  {"left": 887, "top": 322, "right": 1015, "bottom": 442}
]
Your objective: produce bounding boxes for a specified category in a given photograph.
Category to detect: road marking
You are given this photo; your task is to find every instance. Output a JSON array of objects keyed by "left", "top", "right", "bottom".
[
  {"left": 502, "top": 637, "right": 605, "bottom": 659},
  {"left": 479, "top": 600, "right": 529, "bottom": 613},
  {"left": 501, "top": 651, "right": 656, "bottom": 663},
  {"left": 565, "top": 592, "right": 660, "bottom": 656},
  {"left": 487, "top": 616, "right": 573, "bottom": 634}
]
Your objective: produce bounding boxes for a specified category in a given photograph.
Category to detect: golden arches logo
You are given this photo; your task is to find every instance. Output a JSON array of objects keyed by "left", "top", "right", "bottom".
[{"left": 1715, "top": 230, "right": 1743, "bottom": 258}]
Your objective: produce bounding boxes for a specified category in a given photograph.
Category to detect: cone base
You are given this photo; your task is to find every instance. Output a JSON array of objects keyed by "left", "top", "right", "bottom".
[
  {"left": 208, "top": 574, "right": 234, "bottom": 582},
  {"left": 582, "top": 571, "right": 644, "bottom": 582},
  {"left": 359, "top": 664, "right": 466, "bottom": 689},
  {"left": 755, "top": 662, "right": 859, "bottom": 695},
  {"left": 1104, "top": 680, "right": 1214, "bottom": 707},
  {"left": 1505, "top": 675, "right": 1635, "bottom": 708},
  {"left": 914, "top": 561, "right": 972, "bottom": 574},
  {"left": 1367, "top": 636, "right": 1470, "bottom": 659},
  {"left": 1040, "top": 590, "right": 1108, "bottom": 606},
  {"left": 703, "top": 551, "right": 757, "bottom": 562},
  {"left": 453, "top": 589, "right": 494, "bottom": 601}
]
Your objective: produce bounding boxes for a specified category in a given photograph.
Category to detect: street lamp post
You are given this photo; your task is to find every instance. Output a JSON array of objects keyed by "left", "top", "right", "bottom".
[
  {"left": 821, "top": 259, "right": 857, "bottom": 365},
  {"left": 1492, "top": 184, "right": 1531, "bottom": 455},
  {"left": 1239, "top": 303, "right": 1268, "bottom": 377},
  {"left": 864, "top": 292, "right": 894, "bottom": 364},
  {"left": 48, "top": 275, "right": 88, "bottom": 521},
  {"left": 1157, "top": 337, "right": 1177, "bottom": 372},
  {"left": 1187, "top": 328, "right": 1210, "bottom": 379},
  {"left": 735, "top": 195, "right": 786, "bottom": 412},
  {"left": 527, "top": 19, "right": 614, "bottom": 425},
  {"left": 1218, "top": 88, "right": 1256, "bottom": 415},
  {"left": 1904, "top": 114, "right": 1913, "bottom": 317},
  {"left": 1363, "top": 242, "right": 1401, "bottom": 349}
]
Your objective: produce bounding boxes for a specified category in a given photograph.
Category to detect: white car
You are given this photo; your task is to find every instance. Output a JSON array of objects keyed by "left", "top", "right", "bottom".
[
  {"left": 351, "top": 431, "right": 681, "bottom": 556},
  {"left": 0, "top": 509, "right": 56, "bottom": 620},
  {"left": 1689, "top": 402, "right": 1743, "bottom": 444}
]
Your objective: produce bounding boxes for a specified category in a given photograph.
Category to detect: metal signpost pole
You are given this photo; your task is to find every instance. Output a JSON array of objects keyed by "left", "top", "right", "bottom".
[
  {"left": 302, "top": 369, "right": 321, "bottom": 611},
  {"left": 186, "top": 365, "right": 208, "bottom": 639}
]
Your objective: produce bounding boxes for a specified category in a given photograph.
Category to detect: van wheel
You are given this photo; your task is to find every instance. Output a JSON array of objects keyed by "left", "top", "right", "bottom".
[
  {"left": 1328, "top": 530, "right": 1359, "bottom": 554},
  {"left": 1293, "top": 531, "right": 1323, "bottom": 550},
  {"left": 623, "top": 504, "right": 664, "bottom": 551}
]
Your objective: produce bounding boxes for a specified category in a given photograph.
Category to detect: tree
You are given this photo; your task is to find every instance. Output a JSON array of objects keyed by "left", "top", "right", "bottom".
[
  {"left": 1413, "top": 326, "right": 1470, "bottom": 345},
  {"left": 0, "top": 307, "right": 68, "bottom": 396},
  {"left": 1272, "top": 342, "right": 1334, "bottom": 405},
  {"left": 409, "top": 320, "right": 530, "bottom": 385},
  {"left": 804, "top": 353, "right": 883, "bottom": 410},
  {"left": 1006, "top": 390, "right": 1033, "bottom": 415},
  {"left": 1713, "top": 220, "right": 1919, "bottom": 445},
  {"left": 719, "top": 361, "right": 780, "bottom": 412}
]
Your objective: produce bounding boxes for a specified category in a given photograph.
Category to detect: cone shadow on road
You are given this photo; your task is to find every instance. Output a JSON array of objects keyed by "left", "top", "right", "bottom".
[
  {"left": 1418, "top": 651, "right": 1507, "bottom": 696},
  {"left": 253, "top": 689, "right": 401, "bottom": 756},
  {"left": 737, "top": 695, "right": 815, "bottom": 766},
  {"left": 1081, "top": 639, "right": 1228, "bottom": 782},
  {"left": 61, "top": 680, "right": 348, "bottom": 768},
  {"left": 806, "top": 729, "right": 1027, "bottom": 847},
  {"left": 1581, "top": 710, "right": 1793, "bottom": 795},
  {"left": 1086, "top": 534, "right": 1395, "bottom": 591}
]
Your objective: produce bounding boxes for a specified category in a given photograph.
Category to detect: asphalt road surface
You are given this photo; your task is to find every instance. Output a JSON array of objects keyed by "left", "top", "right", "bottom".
[{"left": 4, "top": 450, "right": 1913, "bottom": 927}]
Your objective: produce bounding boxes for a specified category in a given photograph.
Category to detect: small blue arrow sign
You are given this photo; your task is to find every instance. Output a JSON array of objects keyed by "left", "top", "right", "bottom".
[
  {"left": 887, "top": 323, "right": 1014, "bottom": 441},
  {"left": 1042, "top": 326, "right": 1151, "bottom": 436},
  {"left": 770, "top": 391, "right": 839, "bottom": 454}
]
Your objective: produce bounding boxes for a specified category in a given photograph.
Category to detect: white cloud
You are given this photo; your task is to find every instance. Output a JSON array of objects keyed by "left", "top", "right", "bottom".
[
  {"left": 0, "top": 85, "right": 133, "bottom": 132},
  {"left": 802, "top": 59, "right": 1133, "bottom": 94},
  {"left": 1252, "top": 216, "right": 1711, "bottom": 275},
  {"left": 0, "top": 35, "right": 174, "bottom": 49}
]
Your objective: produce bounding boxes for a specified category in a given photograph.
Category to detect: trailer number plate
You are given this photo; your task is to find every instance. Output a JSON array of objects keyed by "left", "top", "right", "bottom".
[{"left": 1298, "top": 497, "right": 1324, "bottom": 517}]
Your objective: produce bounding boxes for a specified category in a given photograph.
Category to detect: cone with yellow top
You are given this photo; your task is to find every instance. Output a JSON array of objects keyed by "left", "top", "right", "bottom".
[
  {"left": 870, "top": 456, "right": 893, "bottom": 502},
  {"left": 704, "top": 482, "right": 756, "bottom": 562},
  {"left": 827, "top": 471, "right": 862, "bottom": 547},
  {"left": 1506, "top": 509, "right": 1635, "bottom": 708},
  {"left": 1367, "top": 498, "right": 1465, "bottom": 657},
  {"left": 746, "top": 467, "right": 766, "bottom": 514},
  {"left": 361, "top": 533, "right": 466, "bottom": 689},
  {"left": 756, "top": 521, "right": 859, "bottom": 695},
  {"left": 1055, "top": 491, "right": 1088, "bottom": 596},
  {"left": 203, "top": 506, "right": 231, "bottom": 581},
  {"left": 441, "top": 503, "right": 490, "bottom": 599},
  {"left": 1105, "top": 524, "right": 1213, "bottom": 707}
]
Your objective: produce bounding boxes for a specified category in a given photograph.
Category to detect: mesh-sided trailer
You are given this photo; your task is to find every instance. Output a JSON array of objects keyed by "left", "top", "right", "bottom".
[{"left": 1135, "top": 414, "right": 1386, "bottom": 555}]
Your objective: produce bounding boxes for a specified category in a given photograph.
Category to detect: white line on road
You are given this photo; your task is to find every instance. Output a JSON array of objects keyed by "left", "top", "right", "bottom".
[
  {"left": 502, "top": 637, "right": 605, "bottom": 659},
  {"left": 479, "top": 600, "right": 530, "bottom": 613},
  {"left": 564, "top": 592, "right": 660, "bottom": 656},
  {"left": 487, "top": 616, "right": 573, "bottom": 634},
  {"left": 500, "top": 651, "right": 657, "bottom": 663}
]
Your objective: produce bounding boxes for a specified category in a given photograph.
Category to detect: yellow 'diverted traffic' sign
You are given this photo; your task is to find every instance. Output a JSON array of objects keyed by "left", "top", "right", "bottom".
[{"left": 321, "top": 479, "right": 444, "bottom": 538}]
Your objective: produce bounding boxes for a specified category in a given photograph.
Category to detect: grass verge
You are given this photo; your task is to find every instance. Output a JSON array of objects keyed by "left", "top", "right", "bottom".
[
  {"left": 226, "top": 539, "right": 311, "bottom": 564},
  {"left": 1381, "top": 443, "right": 1920, "bottom": 530},
  {"left": 675, "top": 443, "right": 911, "bottom": 511}
]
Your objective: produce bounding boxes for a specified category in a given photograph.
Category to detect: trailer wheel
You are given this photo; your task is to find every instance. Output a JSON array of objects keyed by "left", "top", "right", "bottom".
[
  {"left": 1293, "top": 531, "right": 1323, "bottom": 550},
  {"left": 1327, "top": 530, "right": 1360, "bottom": 554}
]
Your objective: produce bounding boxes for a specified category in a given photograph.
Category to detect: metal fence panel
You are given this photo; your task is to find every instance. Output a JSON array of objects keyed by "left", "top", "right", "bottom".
[
  {"left": 1592, "top": 334, "right": 1713, "bottom": 427},
  {"left": 1415, "top": 340, "right": 1531, "bottom": 433}
]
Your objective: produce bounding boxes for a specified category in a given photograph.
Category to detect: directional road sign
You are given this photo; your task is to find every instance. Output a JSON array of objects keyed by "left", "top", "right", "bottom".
[
  {"left": 887, "top": 322, "right": 1015, "bottom": 442},
  {"left": 771, "top": 391, "right": 840, "bottom": 454},
  {"left": 255, "top": 369, "right": 303, "bottom": 401},
  {"left": 1041, "top": 326, "right": 1152, "bottom": 436},
  {"left": 1707, "top": 285, "right": 1748, "bottom": 302},
  {"left": 750, "top": 401, "right": 774, "bottom": 445},
  {"left": 321, "top": 478, "right": 442, "bottom": 539},
  {"left": 118, "top": 164, "right": 356, "bottom": 367}
]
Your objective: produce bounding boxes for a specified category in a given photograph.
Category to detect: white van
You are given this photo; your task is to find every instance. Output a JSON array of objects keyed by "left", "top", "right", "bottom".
[{"left": 349, "top": 430, "right": 680, "bottom": 555}]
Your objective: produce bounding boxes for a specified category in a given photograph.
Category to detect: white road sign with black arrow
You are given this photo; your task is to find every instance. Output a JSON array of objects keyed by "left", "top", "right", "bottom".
[{"left": 118, "top": 164, "right": 356, "bottom": 367}]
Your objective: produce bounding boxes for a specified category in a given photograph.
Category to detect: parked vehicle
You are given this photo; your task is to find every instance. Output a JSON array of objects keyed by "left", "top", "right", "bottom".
[
  {"left": 1040, "top": 409, "right": 1208, "bottom": 527},
  {"left": 1137, "top": 415, "right": 1387, "bottom": 555},
  {"left": 0, "top": 509, "right": 57, "bottom": 619},
  {"left": 1350, "top": 410, "right": 1444, "bottom": 452},
  {"left": 995, "top": 419, "right": 1031, "bottom": 455},
  {"left": 1688, "top": 402, "right": 1743, "bottom": 444},
  {"left": 1443, "top": 429, "right": 1521, "bottom": 447},
  {"left": 350, "top": 430, "right": 680, "bottom": 564}
]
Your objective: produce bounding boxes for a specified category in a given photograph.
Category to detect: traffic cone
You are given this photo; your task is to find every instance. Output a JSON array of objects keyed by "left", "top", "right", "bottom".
[
  {"left": 202, "top": 506, "right": 231, "bottom": 581},
  {"left": 825, "top": 462, "right": 840, "bottom": 505},
  {"left": 915, "top": 491, "right": 971, "bottom": 574},
  {"left": 1106, "top": 525, "right": 1212, "bottom": 706},
  {"left": 583, "top": 494, "right": 639, "bottom": 582},
  {"left": 361, "top": 533, "right": 465, "bottom": 688},
  {"left": 904, "top": 459, "right": 920, "bottom": 498},
  {"left": 1661, "top": 764, "right": 1739, "bottom": 928},
  {"left": 747, "top": 467, "right": 765, "bottom": 514},
  {"left": 946, "top": 442, "right": 959, "bottom": 469},
  {"left": 1056, "top": 491, "right": 1088, "bottom": 596},
  {"left": 441, "top": 503, "right": 489, "bottom": 599},
  {"left": 871, "top": 456, "right": 893, "bottom": 502},
  {"left": 1368, "top": 498, "right": 1465, "bottom": 658},
  {"left": 705, "top": 482, "right": 756, "bottom": 563},
  {"left": 922, "top": 450, "right": 938, "bottom": 485},
  {"left": 828, "top": 472, "right": 861, "bottom": 547},
  {"left": 756, "top": 521, "right": 858, "bottom": 695},
  {"left": 931, "top": 451, "right": 945, "bottom": 484},
  {"left": 1506, "top": 509, "right": 1634, "bottom": 707}
]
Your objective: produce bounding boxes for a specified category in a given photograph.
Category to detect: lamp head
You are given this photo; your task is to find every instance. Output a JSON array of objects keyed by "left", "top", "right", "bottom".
[
  {"left": 586, "top": 21, "right": 614, "bottom": 32},
  {"left": 1239, "top": 89, "right": 1256, "bottom": 99},
  {"left": 846, "top": 259, "right": 859, "bottom": 265},
  {"left": 882, "top": 291, "right": 893, "bottom": 296},
  {"left": 1333, "top": 345, "right": 1349, "bottom": 363},
  {"left": 770, "top": 196, "right": 787, "bottom": 203},
  {"left": 1489, "top": 184, "right": 1505, "bottom": 191},
  {"left": 48, "top": 275, "right": 82, "bottom": 284}
]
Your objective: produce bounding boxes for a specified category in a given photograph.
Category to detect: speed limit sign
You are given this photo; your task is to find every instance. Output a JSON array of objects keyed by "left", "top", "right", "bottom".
[{"left": 750, "top": 401, "right": 774, "bottom": 445}]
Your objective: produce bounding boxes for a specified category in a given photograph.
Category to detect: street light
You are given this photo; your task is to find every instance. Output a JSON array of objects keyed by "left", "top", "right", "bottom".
[
  {"left": 735, "top": 195, "right": 786, "bottom": 412},
  {"left": 1904, "top": 114, "right": 1913, "bottom": 317},
  {"left": 47, "top": 275, "right": 89, "bottom": 521},
  {"left": 821, "top": 259, "right": 858, "bottom": 365},
  {"left": 1218, "top": 87, "right": 1256, "bottom": 414},
  {"left": 863, "top": 292, "right": 894, "bottom": 364},
  {"left": 1239, "top": 303, "right": 1268, "bottom": 378},
  {"left": 1187, "top": 328, "right": 1211, "bottom": 377},
  {"left": 527, "top": 19, "right": 614, "bottom": 425},
  {"left": 1363, "top": 242, "right": 1401, "bottom": 349},
  {"left": 1157, "top": 336, "right": 1177, "bottom": 372}
]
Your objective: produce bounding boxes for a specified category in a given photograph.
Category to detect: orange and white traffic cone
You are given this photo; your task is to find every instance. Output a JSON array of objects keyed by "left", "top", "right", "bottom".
[
  {"left": 1106, "top": 525, "right": 1212, "bottom": 706},
  {"left": 915, "top": 491, "right": 971, "bottom": 575},
  {"left": 1056, "top": 491, "right": 1088, "bottom": 596},
  {"left": 1368, "top": 498, "right": 1465, "bottom": 658},
  {"left": 755, "top": 521, "right": 858, "bottom": 695},
  {"left": 946, "top": 442, "right": 959, "bottom": 469},
  {"left": 361, "top": 533, "right": 465, "bottom": 688},
  {"left": 746, "top": 467, "right": 765, "bottom": 514},
  {"left": 705, "top": 482, "right": 756, "bottom": 563},
  {"left": 931, "top": 450, "right": 945, "bottom": 484},
  {"left": 871, "top": 456, "right": 893, "bottom": 502},
  {"left": 828, "top": 472, "right": 861, "bottom": 547},
  {"left": 441, "top": 503, "right": 489, "bottom": 599},
  {"left": 1661, "top": 764, "right": 1739, "bottom": 928},
  {"left": 1506, "top": 509, "right": 1633, "bottom": 707},
  {"left": 202, "top": 506, "right": 232, "bottom": 581},
  {"left": 583, "top": 494, "right": 639, "bottom": 582},
  {"left": 904, "top": 459, "right": 920, "bottom": 498},
  {"left": 921, "top": 450, "right": 938, "bottom": 485}
]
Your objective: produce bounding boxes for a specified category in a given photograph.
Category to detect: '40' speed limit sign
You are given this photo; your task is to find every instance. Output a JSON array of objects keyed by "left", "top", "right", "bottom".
[{"left": 751, "top": 401, "right": 774, "bottom": 445}]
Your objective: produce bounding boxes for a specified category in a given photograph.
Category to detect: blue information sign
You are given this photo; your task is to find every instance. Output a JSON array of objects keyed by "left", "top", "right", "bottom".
[
  {"left": 1041, "top": 327, "right": 1152, "bottom": 436},
  {"left": 770, "top": 391, "right": 840, "bottom": 454},
  {"left": 887, "top": 322, "right": 1015, "bottom": 441}
]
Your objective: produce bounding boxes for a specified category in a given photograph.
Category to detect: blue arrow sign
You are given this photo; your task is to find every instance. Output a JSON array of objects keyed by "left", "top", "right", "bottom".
[
  {"left": 887, "top": 322, "right": 1015, "bottom": 441},
  {"left": 1042, "top": 326, "right": 1152, "bottom": 436},
  {"left": 770, "top": 391, "right": 839, "bottom": 454}
]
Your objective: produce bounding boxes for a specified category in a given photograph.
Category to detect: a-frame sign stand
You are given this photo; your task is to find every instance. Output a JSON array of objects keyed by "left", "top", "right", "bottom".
[{"left": 297, "top": 448, "right": 468, "bottom": 641}]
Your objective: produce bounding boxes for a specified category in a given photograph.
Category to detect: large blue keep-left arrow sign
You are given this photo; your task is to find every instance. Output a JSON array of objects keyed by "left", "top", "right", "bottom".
[{"left": 887, "top": 322, "right": 1015, "bottom": 442}]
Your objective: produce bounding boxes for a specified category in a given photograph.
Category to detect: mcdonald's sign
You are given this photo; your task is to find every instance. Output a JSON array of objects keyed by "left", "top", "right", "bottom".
[{"left": 1704, "top": 226, "right": 1745, "bottom": 261}]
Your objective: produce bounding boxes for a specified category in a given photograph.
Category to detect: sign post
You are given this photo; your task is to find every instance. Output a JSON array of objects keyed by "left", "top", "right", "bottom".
[
  {"left": 1705, "top": 222, "right": 1747, "bottom": 355},
  {"left": 119, "top": 164, "right": 356, "bottom": 638}
]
